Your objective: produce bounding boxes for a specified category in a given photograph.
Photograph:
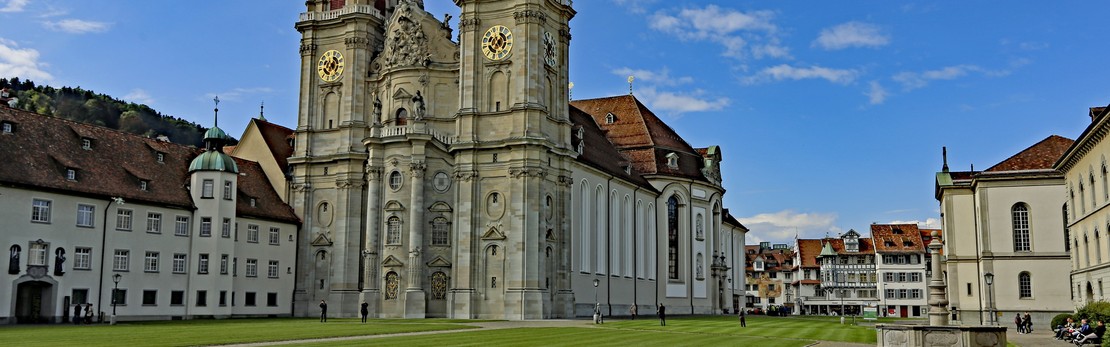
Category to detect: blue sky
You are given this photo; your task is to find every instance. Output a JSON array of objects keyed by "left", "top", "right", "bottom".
[{"left": 2, "top": 1, "right": 1109, "bottom": 245}]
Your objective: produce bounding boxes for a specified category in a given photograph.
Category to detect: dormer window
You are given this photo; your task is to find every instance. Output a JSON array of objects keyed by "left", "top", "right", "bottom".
[
  {"left": 892, "top": 228, "right": 903, "bottom": 234},
  {"left": 666, "top": 152, "right": 679, "bottom": 169},
  {"left": 250, "top": 198, "right": 257, "bottom": 207},
  {"left": 903, "top": 241, "right": 913, "bottom": 247},
  {"left": 1, "top": 122, "right": 11, "bottom": 133},
  {"left": 156, "top": 152, "right": 165, "bottom": 163},
  {"left": 576, "top": 141, "right": 584, "bottom": 155},
  {"left": 81, "top": 138, "right": 92, "bottom": 150},
  {"left": 66, "top": 168, "right": 77, "bottom": 181},
  {"left": 140, "top": 180, "right": 149, "bottom": 191},
  {"left": 623, "top": 165, "right": 631, "bottom": 175},
  {"left": 605, "top": 113, "right": 616, "bottom": 124}
]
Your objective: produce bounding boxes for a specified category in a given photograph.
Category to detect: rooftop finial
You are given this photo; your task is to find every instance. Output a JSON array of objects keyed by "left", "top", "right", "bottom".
[
  {"left": 259, "top": 101, "right": 266, "bottom": 121},
  {"left": 213, "top": 96, "right": 220, "bottom": 127},
  {"left": 942, "top": 146, "right": 949, "bottom": 172},
  {"left": 628, "top": 75, "right": 635, "bottom": 95},
  {"left": 568, "top": 82, "right": 575, "bottom": 100}
]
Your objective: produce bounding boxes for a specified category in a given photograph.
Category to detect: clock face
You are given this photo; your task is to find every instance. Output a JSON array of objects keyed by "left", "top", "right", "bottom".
[
  {"left": 317, "top": 50, "right": 344, "bottom": 82},
  {"left": 482, "top": 25, "right": 514, "bottom": 61},
  {"left": 543, "top": 31, "right": 557, "bottom": 67}
]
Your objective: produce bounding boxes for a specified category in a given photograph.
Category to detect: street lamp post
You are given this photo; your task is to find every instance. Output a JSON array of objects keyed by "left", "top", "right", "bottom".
[
  {"left": 592, "top": 278, "right": 600, "bottom": 323},
  {"left": 110, "top": 273, "right": 121, "bottom": 325},
  {"left": 983, "top": 272, "right": 994, "bottom": 326}
]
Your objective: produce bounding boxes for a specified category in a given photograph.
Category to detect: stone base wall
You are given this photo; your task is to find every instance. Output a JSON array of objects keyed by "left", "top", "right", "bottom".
[{"left": 876, "top": 324, "right": 1006, "bottom": 347}]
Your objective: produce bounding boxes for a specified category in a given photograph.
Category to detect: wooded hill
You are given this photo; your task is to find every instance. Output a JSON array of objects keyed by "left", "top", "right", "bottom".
[{"left": 0, "top": 77, "right": 234, "bottom": 147}]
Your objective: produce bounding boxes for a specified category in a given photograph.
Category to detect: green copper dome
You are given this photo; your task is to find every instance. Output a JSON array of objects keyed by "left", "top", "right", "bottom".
[
  {"left": 204, "top": 126, "right": 228, "bottom": 141},
  {"left": 189, "top": 151, "right": 239, "bottom": 173}
]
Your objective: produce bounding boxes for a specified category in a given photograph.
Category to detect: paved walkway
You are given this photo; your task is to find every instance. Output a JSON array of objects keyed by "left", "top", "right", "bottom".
[{"left": 1008, "top": 331, "right": 1067, "bottom": 347}]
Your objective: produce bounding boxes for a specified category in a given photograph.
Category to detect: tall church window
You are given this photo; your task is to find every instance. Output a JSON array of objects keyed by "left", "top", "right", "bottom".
[
  {"left": 667, "top": 195, "right": 679, "bottom": 280},
  {"left": 1081, "top": 182, "right": 1087, "bottom": 215},
  {"left": 1092, "top": 174, "right": 1098, "bottom": 209},
  {"left": 1103, "top": 164, "right": 1108, "bottom": 201},
  {"left": 1012, "top": 203, "right": 1031, "bottom": 252},
  {"left": 395, "top": 108, "right": 408, "bottom": 126},
  {"left": 431, "top": 271, "right": 447, "bottom": 300},
  {"left": 1064, "top": 204, "right": 1070, "bottom": 252},
  {"left": 384, "top": 271, "right": 399, "bottom": 300},
  {"left": 431, "top": 218, "right": 449, "bottom": 246},
  {"left": 1097, "top": 230, "right": 1103, "bottom": 264},
  {"left": 1019, "top": 272, "right": 1032, "bottom": 298},
  {"left": 386, "top": 217, "right": 402, "bottom": 245}
]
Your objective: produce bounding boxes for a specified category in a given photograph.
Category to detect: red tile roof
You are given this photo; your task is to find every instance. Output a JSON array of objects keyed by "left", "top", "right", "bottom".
[
  {"left": 569, "top": 105, "right": 652, "bottom": 188},
  {"left": 570, "top": 95, "right": 709, "bottom": 182},
  {"left": 871, "top": 224, "right": 926, "bottom": 254},
  {"left": 0, "top": 106, "right": 299, "bottom": 224},
  {"left": 744, "top": 245, "right": 795, "bottom": 272},
  {"left": 984, "top": 135, "right": 1074, "bottom": 172},
  {"left": 796, "top": 239, "right": 823, "bottom": 268}
]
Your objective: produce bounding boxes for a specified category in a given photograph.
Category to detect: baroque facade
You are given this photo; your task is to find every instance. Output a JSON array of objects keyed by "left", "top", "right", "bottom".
[
  {"left": 291, "top": 0, "right": 746, "bottom": 320},
  {"left": 0, "top": 106, "right": 300, "bottom": 323},
  {"left": 936, "top": 135, "right": 1074, "bottom": 325}
]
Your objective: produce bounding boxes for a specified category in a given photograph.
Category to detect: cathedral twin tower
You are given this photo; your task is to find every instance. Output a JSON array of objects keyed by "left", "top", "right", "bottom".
[{"left": 292, "top": 0, "right": 578, "bottom": 319}]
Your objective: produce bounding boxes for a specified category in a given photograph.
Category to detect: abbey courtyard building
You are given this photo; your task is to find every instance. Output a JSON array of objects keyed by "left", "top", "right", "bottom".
[{"left": 0, "top": 0, "right": 748, "bottom": 322}]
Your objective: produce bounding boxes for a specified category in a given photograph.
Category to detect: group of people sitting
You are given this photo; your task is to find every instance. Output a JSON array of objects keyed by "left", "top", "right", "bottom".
[{"left": 1055, "top": 317, "right": 1106, "bottom": 345}]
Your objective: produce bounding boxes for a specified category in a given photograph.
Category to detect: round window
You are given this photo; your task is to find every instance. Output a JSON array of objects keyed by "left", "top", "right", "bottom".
[
  {"left": 433, "top": 172, "right": 451, "bottom": 192},
  {"left": 388, "top": 171, "right": 403, "bottom": 191}
]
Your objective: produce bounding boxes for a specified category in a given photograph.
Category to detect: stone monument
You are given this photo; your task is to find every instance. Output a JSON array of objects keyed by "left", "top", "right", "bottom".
[{"left": 875, "top": 231, "right": 1006, "bottom": 347}]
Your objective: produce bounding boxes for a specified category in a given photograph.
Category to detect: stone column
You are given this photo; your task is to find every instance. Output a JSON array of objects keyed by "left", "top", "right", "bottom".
[
  {"left": 361, "top": 164, "right": 382, "bottom": 315},
  {"left": 405, "top": 162, "right": 427, "bottom": 318},
  {"left": 928, "top": 231, "right": 950, "bottom": 326}
]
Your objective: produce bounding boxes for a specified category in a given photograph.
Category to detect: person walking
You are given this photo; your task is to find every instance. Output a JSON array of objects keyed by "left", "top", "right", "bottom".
[
  {"left": 630, "top": 304, "right": 637, "bottom": 320},
  {"left": 1023, "top": 312, "right": 1033, "bottom": 334},
  {"left": 319, "top": 300, "right": 328, "bottom": 322},
  {"left": 739, "top": 309, "right": 747, "bottom": 327},
  {"left": 84, "top": 303, "right": 93, "bottom": 324},
  {"left": 657, "top": 303, "right": 666, "bottom": 326},
  {"left": 72, "top": 304, "right": 81, "bottom": 325},
  {"left": 1015, "top": 313, "right": 1024, "bottom": 334},
  {"left": 360, "top": 302, "right": 369, "bottom": 323}
]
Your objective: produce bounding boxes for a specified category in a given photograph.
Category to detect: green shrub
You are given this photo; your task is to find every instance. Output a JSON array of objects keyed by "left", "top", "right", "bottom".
[
  {"left": 1052, "top": 313, "right": 1076, "bottom": 330},
  {"left": 1077, "top": 301, "right": 1110, "bottom": 325}
]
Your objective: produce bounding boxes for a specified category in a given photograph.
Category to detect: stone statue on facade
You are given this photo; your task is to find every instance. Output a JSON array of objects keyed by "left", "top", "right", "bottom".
[
  {"left": 412, "top": 91, "right": 426, "bottom": 120},
  {"left": 54, "top": 248, "right": 65, "bottom": 276},
  {"left": 372, "top": 94, "right": 382, "bottom": 124}
]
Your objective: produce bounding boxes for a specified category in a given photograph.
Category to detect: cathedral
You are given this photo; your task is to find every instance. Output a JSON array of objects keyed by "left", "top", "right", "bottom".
[{"left": 291, "top": 0, "right": 747, "bottom": 319}]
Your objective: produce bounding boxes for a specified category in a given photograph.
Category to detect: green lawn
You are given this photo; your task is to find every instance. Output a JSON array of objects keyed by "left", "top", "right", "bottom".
[
  {"left": 294, "top": 327, "right": 815, "bottom": 347},
  {"left": 0, "top": 315, "right": 889, "bottom": 347},
  {"left": 0, "top": 318, "right": 477, "bottom": 347}
]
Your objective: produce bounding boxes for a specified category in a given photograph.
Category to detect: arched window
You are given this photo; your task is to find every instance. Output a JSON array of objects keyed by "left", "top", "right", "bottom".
[
  {"left": 1012, "top": 203, "right": 1030, "bottom": 252},
  {"left": 1085, "top": 235, "right": 1091, "bottom": 268},
  {"left": 1019, "top": 272, "right": 1032, "bottom": 298},
  {"left": 395, "top": 108, "right": 408, "bottom": 126},
  {"left": 386, "top": 217, "right": 402, "bottom": 244},
  {"left": 1064, "top": 204, "right": 1071, "bottom": 252},
  {"left": 1103, "top": 164, "right": 1108, "bottom": 201},
  {"left": 667, "top": 195, "right": 679, "bottom": 280},
  {"left": 431, "top": 218, "right": 449, "bottom": 246},
  {"left": 1081, "top": 181, "right": 1087, "bottom": 214},
  {"left": 1092, "top": 174, "right": 1098, "bottom": 208},
  {"left": 384, "top": 271, "right": 399, "bottom": 300}
]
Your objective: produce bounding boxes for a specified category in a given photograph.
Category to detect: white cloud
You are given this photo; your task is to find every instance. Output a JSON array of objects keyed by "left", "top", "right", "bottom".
[
  {"left": 867, "top": 80, "right": 888, "bottom": 104},
  {"left": 0, "top": 38, "right": 52, "bottom": 81},
  {"left": 887, "top": 218, "right": 942, "bottom": 229},
  {"left": 745, "top": 64, "right": 858, "bottom": 85},
  {"left": 204, "top": 87, "right": 274, "bottom": 102},
  {"left": 813, "top": 22, "right": 890, "bottom": 50},
  {"left": 0, "top": 0, "right": 29, "bottom": 13},
  {"left": 611, "top": 67, "right": 694, "bottom": 87},
  {"left": 648, "top": 5, "right": 788, "bottom": 60},
  {"left": 124, "top": 89, "right": 154, "bottom": 105},
  {"left": 638, "top": 87, "right": 730, "bottom": 114},
  {"left": 738, "top": 210, "right": 843, "bottom": 243},
  {"left": 43, "top": 19, "right": 111, "bottom": 34},
  {"left": 612, "top": 0, "right": 657, "bottom": 14},
  {"left": 892, "top": 64, "right": 1008, "bottom": 91},
  {"left": 610, "top": 67, "right": 729, "bottom": 114}
]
